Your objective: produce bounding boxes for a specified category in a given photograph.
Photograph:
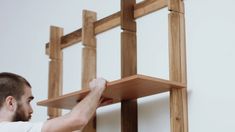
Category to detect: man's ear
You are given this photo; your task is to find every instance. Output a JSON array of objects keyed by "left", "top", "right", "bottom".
[{"left": 5, "top": 96, "right": 17, "bottom": 111}]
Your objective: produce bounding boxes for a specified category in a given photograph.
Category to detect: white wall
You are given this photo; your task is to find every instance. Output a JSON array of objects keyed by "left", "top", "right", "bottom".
[{"left": 1, "top": 0, "right": 235, "bottom": 131}]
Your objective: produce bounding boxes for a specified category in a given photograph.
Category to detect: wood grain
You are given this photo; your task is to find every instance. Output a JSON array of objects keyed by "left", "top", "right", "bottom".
[
  {"left": 121, "top": 0, "right": 137, "bottom": 131},
  {"left": 121, "top": 0, "right": 136, "bottom": 32},
  {"left": 94, "top": 12, "right": 121, "bottom": 35},
  {"left": 121, "top": 31, "right": 137, "bottom": 77},
  {"left": 48, "top": 60, "right": 63, "bottom": 118},
  {"left": 82, "top": 47, "right": 96, "bottom": 88},
  {"left": 169, "top": 11, "right": 188, "bottom": 132},
  {"left": 168, "top": 0, "right": 184, "bottom": 13},
  {"left": 49, "top": 26, "right": 63, "bottom": 59},
  {"left": 48, "top": 26, "right": 63, "bottom": 118},
  {"left": 61, "top": 29, "right": 82, "bottom": 49},
  {"left": 82, "top": 10, "right": 97, "bottom": 48},
  {"left": 37, "top": 74, "right": 186, "bottom": 109},
  {"left": 81, "top": 10, "right": 97, "bottom": 132},
  {"left": 134, "top": 0, "right": 167, "bottom": 19}
]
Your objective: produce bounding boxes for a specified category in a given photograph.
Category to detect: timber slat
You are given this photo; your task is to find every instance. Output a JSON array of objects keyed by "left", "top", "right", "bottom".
[{"left": 45, "top": 0, "right": 167, "bottom": 52}]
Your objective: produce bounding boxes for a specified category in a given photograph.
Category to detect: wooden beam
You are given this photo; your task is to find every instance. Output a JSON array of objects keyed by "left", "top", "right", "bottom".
[
  {"left": 45, "top": 0, "right": 167, "bottom": 53},
  {"left": 48, "top": 60, "right": 63, "bottom": 119},
  {"left": 61, "top": 29, "right": 82, "bottom": 49},
  {"left": 82, "top": 47, "right": 96, "bottom": 88},
  {"left": 121, "top": 0, "right": 136, "bottom": 31},
  {"left": 169, "top": 11, "right": 188, "bottom": 132},
  {"left": 94, "top": 11, "right": 121, "bottom": 35},
  {"left": 121, "top": 31, "right": 138, "bottom": 132},
  {"left": 38, "top": 74, "right": 186, "bottom": 109},
  {"left": 121, "top": 0, "right": 137, "bottom": 132},
  {"left": 49, "top": 26, "right": 63, "bottom": 59},
  {"left": 168, "top": 0, "right": 184, "bottom": 13},
  {"left": 121, "top": 31, "right": 137, "bottom": 77},
  {"left": 82, "top": 10, "right": 97, "bottom": 48},
  {"left": 81, "top": 10, "right": 97, "bottom": 132},
  {"left": 134, "top": 0, "right": 167, "bottom": 19},
  {"left": 48, "top": 26, "right": 63, "bottom": 119}
]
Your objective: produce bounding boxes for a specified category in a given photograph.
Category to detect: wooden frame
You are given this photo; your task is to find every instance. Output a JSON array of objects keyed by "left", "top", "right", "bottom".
[
  {"left": 81, "top": 10, "right": 97, "bottom": 132},
  {"left": 41, "top": 0, "right": 188, "bottom": 132},
  {"left": 47, "top": 26, "right": 63, "bottom": 119}
]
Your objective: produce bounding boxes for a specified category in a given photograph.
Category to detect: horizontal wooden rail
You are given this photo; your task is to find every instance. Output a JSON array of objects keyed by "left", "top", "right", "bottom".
[{"left": 45, "top": 0, "right": 167, "bottom": 53}]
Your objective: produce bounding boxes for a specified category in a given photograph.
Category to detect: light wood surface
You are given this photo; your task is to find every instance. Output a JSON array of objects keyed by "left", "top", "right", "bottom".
[
  {"left": 121, "top": 31, "right": 137, "bottom": 77},
  {"left": 169, "top": 9, "right": 188, "bottom": 132},
  {"left": 37, "top": 75, "right": 186, "bottom": 109},
  {"left": 48, "top": 26, "right": 63, "bottom": 118},
  {"left": 134, "top": 0, "right": 167, "bottom": 19},
  {"left": 168, "top": 0, "right": 184, "bottom": 13},
  {"left": 121, "top": 0, "right": 136, "bottom": 32},
  {"left": 49, "top": 26, "right": 63, "bottom": 60},
  {"left": 81, "top": 10, "right": 97, "bottom": 132},
  {"left": 45, "top": 0, "right": 167, "bottom": 53},
  {"left": 121, "top": 1, "right": 137, "bottom": 131}
]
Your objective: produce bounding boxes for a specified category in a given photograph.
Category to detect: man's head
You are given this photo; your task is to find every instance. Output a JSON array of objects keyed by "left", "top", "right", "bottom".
[{"left": 0, "top": 72, "right": 34, "bottom": 122}]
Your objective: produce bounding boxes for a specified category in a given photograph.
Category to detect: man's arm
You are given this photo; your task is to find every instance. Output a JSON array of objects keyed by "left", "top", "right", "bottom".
[{"left": 41, "top": 78, "right": 106, "bottom": 132}]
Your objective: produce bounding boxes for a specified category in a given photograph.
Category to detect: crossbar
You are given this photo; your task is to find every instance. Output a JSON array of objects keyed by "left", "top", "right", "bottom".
[{"left": 45, "top": 0, "right": 167, "bottom": 53}]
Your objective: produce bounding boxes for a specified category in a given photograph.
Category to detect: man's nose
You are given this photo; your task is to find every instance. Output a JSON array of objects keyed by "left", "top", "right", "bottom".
[{"left": 29, "top": 105, "right": 33, "bottom": 114}]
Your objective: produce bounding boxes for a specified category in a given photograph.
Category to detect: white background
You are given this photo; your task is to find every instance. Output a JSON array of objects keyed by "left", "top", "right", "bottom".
[{"left": 1, "top": 0, "right": 235, "bottom": 131}]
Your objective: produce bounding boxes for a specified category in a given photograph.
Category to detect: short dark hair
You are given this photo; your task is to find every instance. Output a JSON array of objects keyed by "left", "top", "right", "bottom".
[{"left": 0, "top": 72, "right": 31, "bottom": 108}]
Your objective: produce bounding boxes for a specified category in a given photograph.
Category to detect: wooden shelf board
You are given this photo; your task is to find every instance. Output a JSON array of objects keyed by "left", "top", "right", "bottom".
[{"left": 37, "top": 74, "right": 186, "bottom": 109}]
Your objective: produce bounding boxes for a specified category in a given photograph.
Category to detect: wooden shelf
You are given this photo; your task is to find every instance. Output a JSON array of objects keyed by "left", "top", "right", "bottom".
[{"left": 37, "top": 74, "right": 186, "bottom": 109}]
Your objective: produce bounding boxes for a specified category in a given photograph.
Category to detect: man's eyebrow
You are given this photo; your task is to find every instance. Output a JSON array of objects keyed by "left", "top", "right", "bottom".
[{"left": 28, "top": 96, "right": 34, "bottom": 100}]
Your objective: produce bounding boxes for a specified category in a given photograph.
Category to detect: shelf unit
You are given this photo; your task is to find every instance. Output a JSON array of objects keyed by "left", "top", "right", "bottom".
[
  {"left": 38, "top": 74, "right": 186, "bottom": 109},
  {"left": 38, "top": 0, "right": 188, "bottom": 132}
]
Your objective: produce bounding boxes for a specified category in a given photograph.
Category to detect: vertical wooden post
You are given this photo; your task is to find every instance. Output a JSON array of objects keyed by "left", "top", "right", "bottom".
[
  {"left": 168, "top": 0, "right": 185, "bottom": 13},
  {"left": 81, "top": 10, "right": 97, "bottom": 132},
  {"left": 121, "top": 0, "right": 138, "bottom": 132},
  {"left": 168, "top": 0, "right": 188, "bottom": 131},
  {"left": 48, "top": 26, "right": 63, "bottom": 119}
]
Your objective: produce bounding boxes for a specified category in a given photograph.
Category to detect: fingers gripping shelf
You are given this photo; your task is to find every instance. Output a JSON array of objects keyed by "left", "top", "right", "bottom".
[{"left": 37, "top": 74, "right": 186, "bottom": 110}]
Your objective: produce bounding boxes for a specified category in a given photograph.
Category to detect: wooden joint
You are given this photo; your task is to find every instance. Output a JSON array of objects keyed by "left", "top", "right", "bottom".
[
  {"left": 168, "top": 0, "right": 185, "bottom": 13},
  {"left": 134, "top": 0, "right": 168, "bottom": 19},
  {"left": 49, "top": 26, "right": 63, "bottom": 60},
  {"left": 44, "top": 0, "right": 167, "bottom": 49},
  {"left": 82, "top": 10, "right": 97, "bottom": 47},
  {"left": 121, "top": 0, "right": 136, "bottom": 32}
]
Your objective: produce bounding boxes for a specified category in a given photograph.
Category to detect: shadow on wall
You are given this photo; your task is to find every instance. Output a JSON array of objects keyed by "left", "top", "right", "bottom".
[
  {"left": 138, "top": 93, "right": 170, "bottom": 131},
  {"left": 97, "top": 90, "right": 192, "bottom": 132}
]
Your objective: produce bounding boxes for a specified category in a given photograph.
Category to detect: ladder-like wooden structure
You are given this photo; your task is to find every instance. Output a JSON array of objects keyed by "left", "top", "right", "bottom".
[{"left": 38, "top": 0, "right": 188, "bottom": 132}]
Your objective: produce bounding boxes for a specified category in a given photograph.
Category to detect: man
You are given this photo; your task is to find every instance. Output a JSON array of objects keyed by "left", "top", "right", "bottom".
[{"left": 0, "top": 72, "right": 108, "bottom": 132}]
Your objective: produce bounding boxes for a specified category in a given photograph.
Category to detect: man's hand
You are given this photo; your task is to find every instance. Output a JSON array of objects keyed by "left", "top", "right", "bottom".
[{"left": 89, "top": 78, "right": 106, "bottom": 94}]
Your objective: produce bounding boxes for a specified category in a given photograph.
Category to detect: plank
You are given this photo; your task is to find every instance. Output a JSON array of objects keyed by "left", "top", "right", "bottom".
[
  {"left": 82, "top": 47, "right": 96, "bottom": 88},
  {"left": 81, "top": 10, "right": 97, "bottom": 132},
  {"left": 168, "top": 0, "right": 184, "bottom": 13},
  {"left": 37, "top": 74, "right": 186, "bottom": 109},
  {"left": 47, "top": 26, "right": 63, "bottom": 119},
  {"left": 134, "top": 0, "right": 167, "bottom": 19},
  {"left": 45, "top": 0, "right": 167, "bottom": 53},
  {"left": 48, "top": 59, "right": 63, "bottom": 118},
  {"left": 94, "top": 11, "right": 121, "bottom": 35},
  {"left": 121, "top": 0, "right": 136, "bottom": 31},
  {"left": 82, "top": 10, "right": 97, "bottom": 47},
  {"left": 121, "top": 31, "right": 137, "bottom": 77},
  {"left": 121, "top": 0, "right": 137, "bottom": 130},
  {"left": 61, "top": 29, "right": 82, "bottom": 49},
  {"left": 169, "top": 11, "right": 188, "bottom": 132},
  {"left": 49, "top": 26, "right": 63, "bottom": 59}
]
